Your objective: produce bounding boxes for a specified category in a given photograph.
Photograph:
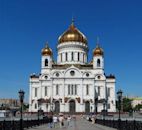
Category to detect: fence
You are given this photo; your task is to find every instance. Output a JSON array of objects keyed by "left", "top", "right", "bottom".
[
  {"left": 0, "top": 118, "right": 48, "bottom": 130},
  {"left": 96, "top": 119, "right": 142, "bottom": 130}
]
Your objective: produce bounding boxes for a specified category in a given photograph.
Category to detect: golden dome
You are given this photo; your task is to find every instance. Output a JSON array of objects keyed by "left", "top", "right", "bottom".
[
  {"left": 93, "top": 45, "right": 104, "bottom": 56},
  {"left": 58, "top": 21, "right": 87, "bottom": 44},
  {"left": 42, "top": 44, "right": 52, "bottom": 56}
]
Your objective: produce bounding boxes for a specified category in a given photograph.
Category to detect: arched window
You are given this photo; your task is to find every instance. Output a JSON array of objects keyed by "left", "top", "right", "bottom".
[
  {"left": 83, "top": 54, "right": 84, "bottom": 63},
  {"left": 56, "top": 85, "right": 59, "bottom": 95},
  {"left": 61, "top": 53, "right": 62, "bottom": 62},
  {"left": 35, "top": 103, "right": 37, "bottom": 109},
  {"left": 66, "top": 52, "right": 68, "bottom": 61},
  {"left": 45, "top": 59, "right": 48, "bottom": 66},
  {"left": 86, "top": 85, "right": 89, "bottom": 95},
  {"left": 45, "top": 86, "right": 47, "bottom": 96},
  {"left": 78, "top": 52, "right": 80, "bottom": 61},
  {"left": 97, "top": 59, "right": 101, "bottom": 67},
  {"left": 71, "top": 52, "right": 74, "bottom": 61}
]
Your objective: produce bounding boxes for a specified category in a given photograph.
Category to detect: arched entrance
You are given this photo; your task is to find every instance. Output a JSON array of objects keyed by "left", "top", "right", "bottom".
[
  {"left": 85, "top": 101, "right": 90, "bottom": 114},
  {"left": 54, "top": 101, "right": 60, "bottom": 113},
  {"left": 69, "top": 100, "right": 76, "bottom": 114}
]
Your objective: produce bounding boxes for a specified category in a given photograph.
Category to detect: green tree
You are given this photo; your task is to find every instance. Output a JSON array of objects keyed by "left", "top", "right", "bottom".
[
  {"left": 123, "top": 98, "right": 132, "bottom": 112},
  {"left": 22, "top": 104, "right": 29, "bottom": 111},
  {"left": 133, "top": 104, "right": 142, "bottom": 111}
]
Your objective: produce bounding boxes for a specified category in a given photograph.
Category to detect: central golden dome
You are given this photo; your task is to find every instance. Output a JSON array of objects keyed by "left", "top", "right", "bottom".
[{"left": 58, "top": 21, "right": 87, "bottom": 44}]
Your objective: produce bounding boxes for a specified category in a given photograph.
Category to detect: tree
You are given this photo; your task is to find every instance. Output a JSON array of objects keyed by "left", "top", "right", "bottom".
[
  {"left": 133, "top": 104, "right": 142, "bottom": 111},
  {"left": 122, "top": 98, "right": 132, "bottom": 112}
]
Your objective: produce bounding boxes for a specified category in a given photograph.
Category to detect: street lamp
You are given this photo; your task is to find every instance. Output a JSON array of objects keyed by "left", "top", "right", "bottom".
[
  {"left": 103, "top": 99, "right": 106, "bottom": 120},
  {"left": 95, "top": 97, "right": 98, "bottom": 114},
  {"left": 37, "top": 99, "right": 41, "bottom": 125},
  {"left": 18, "top": 90, "right": 25, "bottom": 130},
  {"left": 117, "top": 89, "right": 123, "bottom": 130}
]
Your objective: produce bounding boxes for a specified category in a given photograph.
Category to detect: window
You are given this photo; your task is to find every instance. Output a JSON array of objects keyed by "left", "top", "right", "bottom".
[
  {"left": 83, "top": 54, "right": 85, "bottom": 63},
  {"left": 66, "top": 52, "right": 68, "bottom": 61},
  {"left": 56, "top": 73, "right": 59, "bottom": 77},
  {"left": 46, "top": 104, "right": 48, "bottom": 109},
  {"left": 86, "top": 85, "right": 89, "bottom": 95},
  {"left": 70, "top": 70, "right": 75, "bottom": 76},
  {"left": 45, "top": 86, "right": 47, "bottom": 96},
  {"left": 86, "top": 73, "right": 89, "bottom": 77},
  {"left": 107, "top": 88, "right": 110, "bottom": 97},
  {"left": 68, "top": 85, "right": 70, "bottom": 95},
  {"left": 68, "top": 84, "right": 77, "bottom": 95},
  {"left": 35, "top": 103, "right": 37, "bottom": 109},
  {"left": 97, "top": 59, "right": 101, "bottom": 67},
  {"left": 75, "top": 85, "right": 77, "bottom": 95},
  {"left": 71, "top": 52, "right": 74, "bottom": 61},
  {"left": 71, "top": 85, "right": 74, "bottom": 95},
  {"left": 56, "top": 85, "right": 59, "bottom": 95},
  {"left": 45, "top": 59, "right": 48, "bottom": 66},
  {"left": 45, "top": 75, "right": 48, "bottom": 79},
  {"left": 107, "top": 103, "right": 110, "bottom": 109},
  {"left": 97, "top": 75, "right": 101, "bottom": 79},
  {"left": 61, "top": 53, "right": 62, "bottom": 62},
  {"left": 78, "top": 52, "right": 80, "bottom": 61},
  {"left": 98, "top": 86, "right": 100, "bottom": 96},
  {"left": 35, "top": 88, "right": 37, "bottom": 97}
]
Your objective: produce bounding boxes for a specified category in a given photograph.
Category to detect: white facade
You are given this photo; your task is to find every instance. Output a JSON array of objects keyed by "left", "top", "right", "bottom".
[{"left": 29, "top": 22, "right": 116, "bottom": 113}]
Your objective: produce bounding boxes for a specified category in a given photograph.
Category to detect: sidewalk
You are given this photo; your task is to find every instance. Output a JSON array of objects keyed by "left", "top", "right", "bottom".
[{"left": 25, "top": 119, "right": 117, "bottom": 130}]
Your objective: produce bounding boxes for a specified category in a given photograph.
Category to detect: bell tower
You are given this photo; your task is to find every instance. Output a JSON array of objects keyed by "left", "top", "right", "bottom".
[
  {"left": 41, "top": 43, "right": 53, "bottom": 73},
  {"left": 93, "top": 40, "right": 104, "bottom": 70}
]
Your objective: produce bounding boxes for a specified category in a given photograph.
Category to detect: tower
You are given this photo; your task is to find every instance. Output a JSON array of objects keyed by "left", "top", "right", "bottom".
[
  {"left": 93, "top": 43, "right": 104, "bottom": 70},
  {"left": 41, "top": 43, "right": 53, "bottom": 73}
]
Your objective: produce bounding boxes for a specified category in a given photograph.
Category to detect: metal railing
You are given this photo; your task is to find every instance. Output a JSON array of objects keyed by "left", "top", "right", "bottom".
[
  {"left": 96, "top": 119, "right": 142, "bottom": 130},
  {"left": 0, "top": 118, "right": 48, "bottom": 130}
]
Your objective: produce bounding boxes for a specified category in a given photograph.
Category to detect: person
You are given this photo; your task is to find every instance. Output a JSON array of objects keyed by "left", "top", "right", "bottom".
[
  {"left": 67, "top": 115, "right": 71, "bottom": 126},
  {"left": 48, "top": 115, "right": 53, "bottom": 128},
  {"left": 53, "top": 114, "right": 58, "bottom": 128},
  {"left": 59, "top": 115, "right": 64, "bottom": 128},
  {"left": 91, "top": 114, "right": 96, "bottom": 124}
]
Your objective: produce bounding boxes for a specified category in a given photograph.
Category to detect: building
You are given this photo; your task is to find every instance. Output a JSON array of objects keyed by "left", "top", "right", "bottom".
[
  {"left": 131, "top": 97, "right": 142, "bottom": 108},
  {"left": 0, "top": 99, "right": 19, "bottom": 109},
  {"left": 29, "top": 20, "right": 116, "bottom": 113}
]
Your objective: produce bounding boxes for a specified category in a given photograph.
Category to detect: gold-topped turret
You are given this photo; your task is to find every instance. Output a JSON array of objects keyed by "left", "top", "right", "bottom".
[
  {"left": 93, "top": 37, "right": 104, "bottom": 56},
  {"left": 41, "top": 43, "right": 52, "bottom": 56},
  {"left": 58, "top": 19, "right": 87, "bottom": 44}
]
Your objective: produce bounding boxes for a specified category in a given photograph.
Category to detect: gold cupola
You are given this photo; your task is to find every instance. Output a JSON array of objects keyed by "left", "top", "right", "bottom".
[
  {"left": 42, "top": 43, "right": 52, "bottom": 56},
  {"left": 93, "top": 44, "right": 104, "bottom": 56},
  {"left": 58, "top": 19, "right": 87, "bottom": 44}
]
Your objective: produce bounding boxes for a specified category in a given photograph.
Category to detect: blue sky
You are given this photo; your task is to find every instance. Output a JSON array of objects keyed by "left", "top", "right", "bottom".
[{"left": 0, "top": 0, "right": 142, "bottom": 101}]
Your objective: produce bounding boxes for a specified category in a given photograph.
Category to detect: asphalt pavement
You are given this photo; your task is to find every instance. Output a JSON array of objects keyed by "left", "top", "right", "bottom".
[{"left": 25, "top": 118, "right": 117, "bottom": 130}]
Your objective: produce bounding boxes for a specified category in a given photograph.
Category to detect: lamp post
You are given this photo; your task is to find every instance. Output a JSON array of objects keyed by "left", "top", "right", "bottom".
[
  {"left": 117, "top": 89, "right": 123, "bottom": 130},
  {"left": 18, "top": 90, "right": 25, "bottom": 130},
  {"left": 95, "top": 97, "right": 98, "bottom": 114},
  {"left": 37, "top": 99, "right": 40, "bottom": 125},
  {"left": 103, "top": 99, "right": 106, "bottom": 120}
]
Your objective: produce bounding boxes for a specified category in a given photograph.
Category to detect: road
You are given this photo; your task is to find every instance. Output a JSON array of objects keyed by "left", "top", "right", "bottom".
[{"left": 25, "top": 118, "right": 117, "bottom": 130}]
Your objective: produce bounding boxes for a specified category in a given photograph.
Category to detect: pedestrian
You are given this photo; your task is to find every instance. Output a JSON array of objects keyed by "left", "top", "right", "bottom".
[
  {"left": 48, "top": 115, "right": 53, "bottom": 128},
  {"left": 67, "top": 115, "right": 71, "bottom": 126},
  {"left": 91, "top": 114, "right": 96, "bottom": 124},
  {"left": 59, "top": 115, "right": 64, "bottom": 128},
  {"left": 53, "top": 114, "right": 58, "bottom": 128}
]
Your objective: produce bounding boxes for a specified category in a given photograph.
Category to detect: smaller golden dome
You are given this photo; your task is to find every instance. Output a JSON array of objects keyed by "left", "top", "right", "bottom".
[
  {"left": 93, "top": 45, "right": 104, "bottom": 56},
  {"left": 42, "top": 44, "right": 52, "bottom": 56}
]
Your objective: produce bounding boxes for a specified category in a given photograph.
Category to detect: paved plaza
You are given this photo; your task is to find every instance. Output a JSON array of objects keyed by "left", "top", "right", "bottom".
[{"left": 25, "top": 118, "right": 117, "bottom": 130}]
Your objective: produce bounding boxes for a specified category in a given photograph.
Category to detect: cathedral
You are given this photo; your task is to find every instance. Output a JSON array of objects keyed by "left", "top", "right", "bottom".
[{"left": 29, "top": 20, "right": 116, "bottom": 114}]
